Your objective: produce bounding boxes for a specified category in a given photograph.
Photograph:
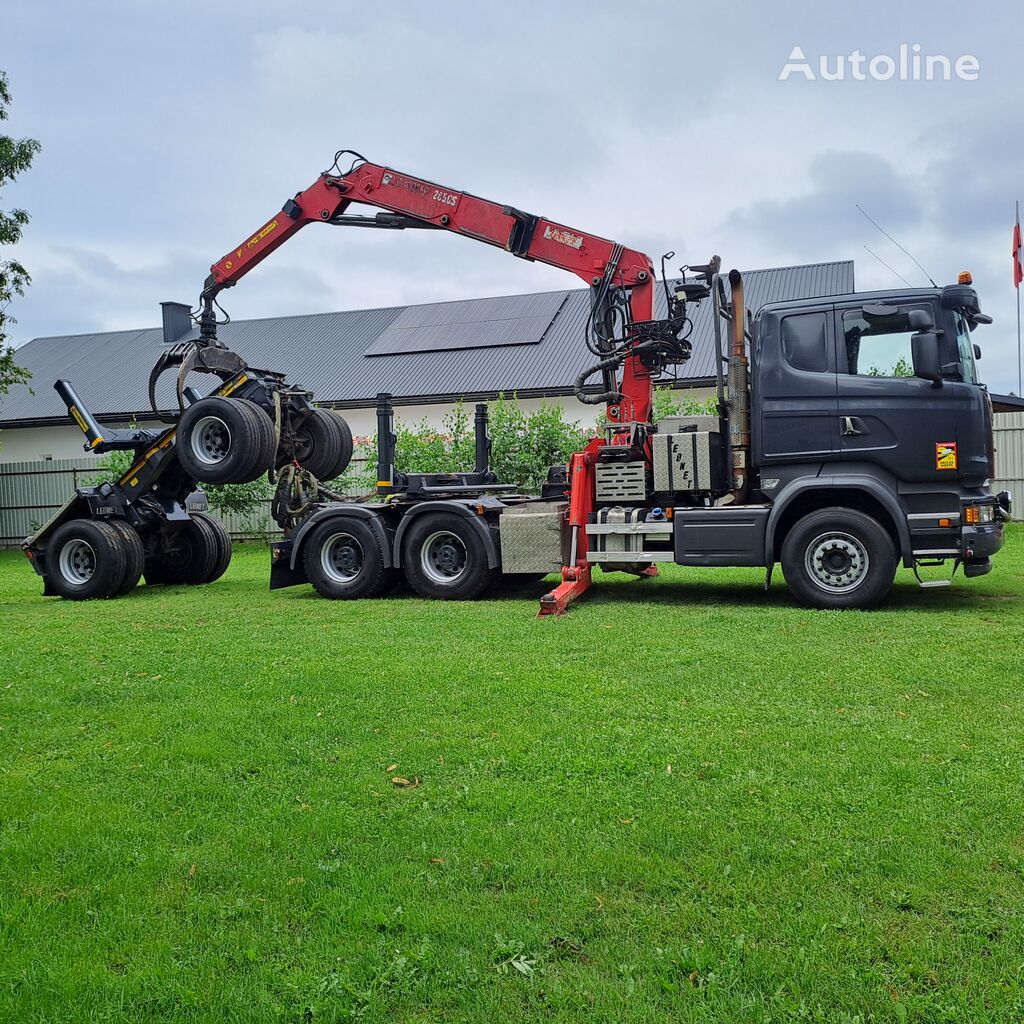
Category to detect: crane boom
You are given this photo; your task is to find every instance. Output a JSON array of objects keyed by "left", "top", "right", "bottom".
[{"left": 201, "top": 153, "right": 661, "bottom": 425}]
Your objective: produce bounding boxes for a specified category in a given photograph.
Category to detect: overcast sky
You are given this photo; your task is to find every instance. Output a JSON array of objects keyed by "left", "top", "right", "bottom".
[{"left": 4, "top": 0, "right": 1023, "bottom": 392}]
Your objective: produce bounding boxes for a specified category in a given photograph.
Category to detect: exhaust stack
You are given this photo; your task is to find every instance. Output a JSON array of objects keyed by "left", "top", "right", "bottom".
[{"left": 727, "top": 269, "right": 750, "bottom": 500}]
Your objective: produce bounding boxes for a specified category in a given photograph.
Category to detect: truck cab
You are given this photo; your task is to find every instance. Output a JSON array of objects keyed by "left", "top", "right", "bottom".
[{"left": 749, "top": 278, "right": 1007, "bottom": 600}]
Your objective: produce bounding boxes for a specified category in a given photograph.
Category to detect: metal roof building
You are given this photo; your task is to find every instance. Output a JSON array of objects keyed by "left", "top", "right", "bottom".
[{"left": 0, "top": 260, "right": 854, "bottom": 429}]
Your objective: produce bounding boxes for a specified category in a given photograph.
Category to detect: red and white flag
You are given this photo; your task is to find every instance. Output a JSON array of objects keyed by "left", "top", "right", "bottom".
[{"left": 1014, "top": 202, "right": 1023, "bottom": 289}]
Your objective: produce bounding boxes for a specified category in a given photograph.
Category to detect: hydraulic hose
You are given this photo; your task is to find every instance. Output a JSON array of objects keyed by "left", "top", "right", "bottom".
[{"left": 574, "top": 355, "right": 624, "bottom": 405}]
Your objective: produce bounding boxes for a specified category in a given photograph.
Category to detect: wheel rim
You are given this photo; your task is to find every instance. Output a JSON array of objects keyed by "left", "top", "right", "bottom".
[
  {"left": 805, "top": 531, "right": 870, "bottom": 594},
  {"left": 58, "top": 538, "right": 96, "bottom": 585},
  {"left": 420, "top": 530, "right": 467, "bottom": 586},
  {"left": 321, "top": 532, "right": 364, "bottom": 583},
  {"left": 190, "top": 415, "right": 232, "bottom": 466}
]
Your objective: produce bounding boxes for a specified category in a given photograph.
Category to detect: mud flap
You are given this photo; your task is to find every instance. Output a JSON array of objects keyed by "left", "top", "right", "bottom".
[{"left": 269, "top": 539, "right": 306, "bottom": 590}]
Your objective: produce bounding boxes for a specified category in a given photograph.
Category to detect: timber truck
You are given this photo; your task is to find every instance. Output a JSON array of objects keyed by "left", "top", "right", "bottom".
[{"left": 25, "top": 150, "right": 1010, "bottom": 613}]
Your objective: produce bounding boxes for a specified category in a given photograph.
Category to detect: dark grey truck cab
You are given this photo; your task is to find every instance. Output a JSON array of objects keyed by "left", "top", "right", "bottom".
[{"left": 745, "top": 280, "right": 1007, "bottom": 601}]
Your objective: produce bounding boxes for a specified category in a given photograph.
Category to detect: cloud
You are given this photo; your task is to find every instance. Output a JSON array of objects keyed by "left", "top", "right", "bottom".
[{"left": 4, "top": 0, "right": 1024, "bottom": 394}]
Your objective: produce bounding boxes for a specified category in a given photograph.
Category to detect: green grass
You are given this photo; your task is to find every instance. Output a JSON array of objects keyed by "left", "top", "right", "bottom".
[{"left": 1, "top": 530, "right": 1023, "bottom": 1023}]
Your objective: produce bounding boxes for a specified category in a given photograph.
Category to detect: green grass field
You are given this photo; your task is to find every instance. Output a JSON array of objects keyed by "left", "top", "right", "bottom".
[{"left": 1, "top": 529, "right": 1023, "bottom": 1023}]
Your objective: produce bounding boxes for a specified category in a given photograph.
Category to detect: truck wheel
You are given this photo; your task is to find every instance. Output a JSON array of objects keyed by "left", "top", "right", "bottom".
[
  {"left": 48, "top": 519, "right": 128, "bottom": 600},
  {"left": 191, "top": 512, "right": 232, "bottom": 583},
  {"left": 176, "top": 396, "right": 275, "bottom": 485},
  {"left": 144, "top": 517, "right": 219, "bottom": 586},
  {"left": 291, "top": 409, "right": 353, "bottom": 481},
  {"left": 402, "top": 513, "right": 499, "bottom": 600},
  {"left": 781, "top": 507, "right": 897, "bottom": 609},
  {"left": 106, "top": 519, "right": 145, "bottom": 596},
  {"left": 303, "top": 517, "right": 394, "bottom": 599}
]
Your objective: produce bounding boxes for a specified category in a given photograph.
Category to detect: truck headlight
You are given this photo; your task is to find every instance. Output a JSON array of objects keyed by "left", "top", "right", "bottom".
[{"left": 964, "top": 503, "right": 995, "bottom": 525}]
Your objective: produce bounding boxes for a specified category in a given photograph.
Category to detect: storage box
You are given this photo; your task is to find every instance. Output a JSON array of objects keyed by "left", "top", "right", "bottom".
[{"left": 499, "top": 501, "right": 569, "bottom": 573}]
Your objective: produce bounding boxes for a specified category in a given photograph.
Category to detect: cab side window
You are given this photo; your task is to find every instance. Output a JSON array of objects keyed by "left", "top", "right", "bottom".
[
  {"left": 781, "top": 311, "right": 829, "bottom": 373},
  {"left": 841, "top": 308, "right": 918, "bottom": 377}
]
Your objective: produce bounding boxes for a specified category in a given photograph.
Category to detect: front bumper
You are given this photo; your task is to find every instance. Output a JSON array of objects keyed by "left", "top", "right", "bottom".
[{"left": 962, "top": 523, "right": 1004, "bottom": 561}]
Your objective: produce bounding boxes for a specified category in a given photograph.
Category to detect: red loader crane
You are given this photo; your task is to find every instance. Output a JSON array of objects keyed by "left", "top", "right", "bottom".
[{"left": 192, "top": 151, "right": 705, "bottom": 614}]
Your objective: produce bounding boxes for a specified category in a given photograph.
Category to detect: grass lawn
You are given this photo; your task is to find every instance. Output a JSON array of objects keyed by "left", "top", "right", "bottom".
[{"left": 1, "top": 529, "right": 1023, "bottom": 1023}]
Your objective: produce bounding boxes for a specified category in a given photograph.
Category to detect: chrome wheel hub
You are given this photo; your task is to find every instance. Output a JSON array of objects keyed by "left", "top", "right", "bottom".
[
  {"left": 805, "top": 531, "right": 869, "bottom": 594},
  {"left": 190, "top": 415, "right": 232, "bottom": 466},
  {"left": 58, "top": 538, "right": 96, "bottom": 585}
]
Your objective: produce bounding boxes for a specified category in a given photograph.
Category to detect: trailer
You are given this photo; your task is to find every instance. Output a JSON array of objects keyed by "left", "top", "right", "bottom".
[{"left": 22, "top": 364, "right": 354, "bottom": 599}]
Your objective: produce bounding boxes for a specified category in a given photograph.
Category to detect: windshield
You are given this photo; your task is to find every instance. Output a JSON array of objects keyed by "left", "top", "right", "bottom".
[{"left": 954, "top": 312, "right": 980, "bottom": 384}]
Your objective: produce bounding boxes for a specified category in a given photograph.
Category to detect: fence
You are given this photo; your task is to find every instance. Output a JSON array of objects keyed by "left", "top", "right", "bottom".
[
  {"left": 1, "top": 420, "right": 1021, "bottom": 549},
  {"left": 0, "top": 456, "right": 362, "bottom": 548},
  {"left": 994, "top": 411, "right": 1024, "bottom": 499}
]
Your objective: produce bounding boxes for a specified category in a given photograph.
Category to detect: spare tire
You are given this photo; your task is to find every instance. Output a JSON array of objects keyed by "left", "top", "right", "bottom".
[
  {"left": 291, "top": 408, "right": 354, "bottom": 481},
  {"left": 176, "top": 396, "right": 275, "bottom": 485}
]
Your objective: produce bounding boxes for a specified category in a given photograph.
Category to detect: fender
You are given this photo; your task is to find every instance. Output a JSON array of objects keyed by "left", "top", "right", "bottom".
[
  {"left": 765, "top": 474, "right": 913, "bottom": 564},
  {"left": 288, "top": 503, "right": 394, "bottom": 571},
  {"left": 392, "top": 499, "right": 501, "bottom": 569}
]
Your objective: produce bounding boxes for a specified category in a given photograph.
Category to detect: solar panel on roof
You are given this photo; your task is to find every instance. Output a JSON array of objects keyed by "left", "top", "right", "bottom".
[{"left": 364, "top": 291, "right": 569, "bottom": 357}]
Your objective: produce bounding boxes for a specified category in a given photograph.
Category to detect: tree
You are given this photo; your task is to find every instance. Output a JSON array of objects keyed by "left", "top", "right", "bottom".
[{"left": 0, "top": 70, "right": 40, "bottom": 402}]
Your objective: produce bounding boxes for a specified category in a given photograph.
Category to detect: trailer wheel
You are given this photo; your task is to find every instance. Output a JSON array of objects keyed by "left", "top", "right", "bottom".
[
  {"left": 781, "top": 507, "right": 897, "bottom": 609},
  {"left": 291, "top": 409, "right": 353, "bottom": 481},
  {"left": 303, "top": 518, "right": 394, "bottom": 599},
  {"left": 402, "top": 513, "right": 498, "bottom": 600},
  {"left": 106, "top": 519, "right": 145, "bottom": 596},
  {"left": 144, "top": 517, "right": 220, "bottom": 586},
  {"left": 48, "top": 519, "right": 128, "bottom": 600},
  {"left": 191, "top": 512, "right": 233, "bottom": 583},
  {"left": 176, "top": 396, "right": 275, "bottom": 485}
]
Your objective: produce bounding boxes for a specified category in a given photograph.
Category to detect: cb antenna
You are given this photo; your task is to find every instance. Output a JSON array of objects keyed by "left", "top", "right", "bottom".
[
  {"left": 863, "top": 245, "right": 913, "bottom": 288},
  {"left": 856, "top": 204, "right": 937, "bottom": 287}
]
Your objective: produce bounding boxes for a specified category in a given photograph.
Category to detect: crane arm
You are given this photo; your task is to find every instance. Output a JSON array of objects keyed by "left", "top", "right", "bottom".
[{"left": 200, "top": 153, "right": 663, "bottom": 424}]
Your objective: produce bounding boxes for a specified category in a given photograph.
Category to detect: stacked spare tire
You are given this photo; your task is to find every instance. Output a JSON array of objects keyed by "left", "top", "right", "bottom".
[{"left": 175, "top": 397, "right": 353, "bottom": 485}]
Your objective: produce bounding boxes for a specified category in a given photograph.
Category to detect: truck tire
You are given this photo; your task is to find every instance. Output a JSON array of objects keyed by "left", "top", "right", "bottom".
[
  {"left": 191, "top": 512, "right": 233, "bottom": 583},
  {"left": 781, "top": 507, "right": 897, "bottom": 609},
  {"left": 303, "top": 517, "right": 394, "bottom": 599},
  {"left": 235, "top": 399, "right": 278, "bottom": 481},
  {"left": 176, "top": 396, "right": 274, "bottom": 485},
  {"left": 291, "top": 408, "right": 353, "bottom": 481},
  {"left": 401, "top": 512, "right": 499, "bottom": 600},
  {"left": 47, "top": 519, "right": 128, "bottom": 600},
  {"left": 106, "top": 519, "right": 145, "bottom": 596},
  {"left": 144, "top": 517, "right": 220, "bottom": 586}
]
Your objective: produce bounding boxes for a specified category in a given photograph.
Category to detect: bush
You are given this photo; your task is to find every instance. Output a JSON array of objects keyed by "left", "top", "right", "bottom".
[{"left": 652, "top": 385, "right": 720, "bottom": 420}]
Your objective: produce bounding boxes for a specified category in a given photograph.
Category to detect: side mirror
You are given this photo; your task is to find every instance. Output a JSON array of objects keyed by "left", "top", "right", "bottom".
[
  {"left": 907, "top": 309, "right": 933, "bottom": 331},
  {"left": 973, "top": 343, "right": 982, "bottom": 361},
  {"left": 911, "top": 329, "right": 943, "bottom": 387}
]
